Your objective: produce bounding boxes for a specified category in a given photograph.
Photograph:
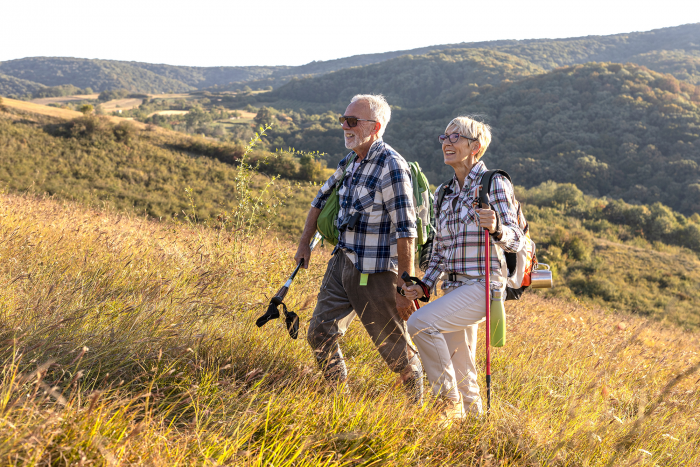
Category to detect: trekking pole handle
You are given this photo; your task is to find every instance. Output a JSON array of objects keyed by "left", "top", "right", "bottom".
[{"left": 271, "top": 232, "right": 323, "bottom": 306}]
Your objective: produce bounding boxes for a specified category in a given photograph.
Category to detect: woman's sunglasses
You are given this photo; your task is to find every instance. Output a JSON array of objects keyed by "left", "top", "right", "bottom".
[
  {"left": 439, "top": 133, "right": 478, "bottom": 144},
  {"left": 339, "top": 116, "right": 377, "bottom": 128}
]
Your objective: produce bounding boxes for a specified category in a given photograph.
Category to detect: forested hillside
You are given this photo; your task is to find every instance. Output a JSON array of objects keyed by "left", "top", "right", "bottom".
[
  {"left": 0, "top": 72, "right": 47, "bottom": 96},
  {"left": 1, "top": 23, "right": 698, "bottom": 97},
  {"left": 257, "top": 62, "right": 700, "bottom": 214},
  {"left": 0, "top": 57, "right": 195, "bottom": 94},
  {"left": 125, "top": 62, "right": 288, "bottom": 89},
  {"left": 263, "top": 49, "right": 544, "bottom": 108}
]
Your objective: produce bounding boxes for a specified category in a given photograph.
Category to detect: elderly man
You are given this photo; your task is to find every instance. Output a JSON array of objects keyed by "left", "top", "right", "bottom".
[{"left": 294, "top": 94, "right": 423, "bottom": 402}]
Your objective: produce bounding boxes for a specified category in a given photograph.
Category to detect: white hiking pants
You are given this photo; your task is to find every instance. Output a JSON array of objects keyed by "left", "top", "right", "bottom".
[{"left": 406, "top": 281, "right": 487, "bottom": 414}]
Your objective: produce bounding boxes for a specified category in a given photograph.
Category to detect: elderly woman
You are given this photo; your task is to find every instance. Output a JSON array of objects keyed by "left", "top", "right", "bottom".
[{"left": 403, "top": 116, "right": 524, "bottom": 425}]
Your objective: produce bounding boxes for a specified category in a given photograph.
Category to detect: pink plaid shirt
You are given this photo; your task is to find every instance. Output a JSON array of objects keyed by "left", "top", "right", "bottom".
[{"left": 422, "top": 161, "right": 525, "bottom": 290}]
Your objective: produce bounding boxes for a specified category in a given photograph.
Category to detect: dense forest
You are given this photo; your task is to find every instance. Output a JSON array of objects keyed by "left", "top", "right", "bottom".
[
  {"left": 252, "top": 62, "right": 700, "bottom": 214},
  {"left": 0, "top": 73, "right": 47, "bottom": 96},
  {"left": 263, "top": 49, "right": 544, "bottom": 108},
  {"left": 1, "top": 23, "right": 698, "bottom": 97}
]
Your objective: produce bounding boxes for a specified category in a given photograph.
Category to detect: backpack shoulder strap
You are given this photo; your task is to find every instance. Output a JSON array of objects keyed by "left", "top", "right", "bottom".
[
  {"left": 436, "top": 178, "right": 454, "bottom": 211},
  {"left": 335, "top": 154, "right": 356, "bottom": 192},
  {"left": 479, "top": 169, "right": 512, "bottom": 207}
]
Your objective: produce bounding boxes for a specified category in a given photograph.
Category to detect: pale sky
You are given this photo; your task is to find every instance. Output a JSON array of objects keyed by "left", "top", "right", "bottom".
[{"left": 2, "top": 0, "right": 699, "bottom": 67}]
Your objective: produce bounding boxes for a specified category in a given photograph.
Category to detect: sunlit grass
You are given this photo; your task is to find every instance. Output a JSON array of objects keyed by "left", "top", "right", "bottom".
[{"left": 0, "top": 192, "right": 698, "bottom": 465}]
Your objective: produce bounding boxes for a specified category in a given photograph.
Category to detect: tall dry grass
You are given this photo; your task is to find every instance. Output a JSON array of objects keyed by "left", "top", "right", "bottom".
[{"left": 0, "top": 192, "right": 698, "bottom": 466}]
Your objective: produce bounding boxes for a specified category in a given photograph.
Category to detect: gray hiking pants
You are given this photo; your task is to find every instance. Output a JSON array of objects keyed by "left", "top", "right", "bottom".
[{"left": 307, "top": 251, "right": 417, "bottom": 373}]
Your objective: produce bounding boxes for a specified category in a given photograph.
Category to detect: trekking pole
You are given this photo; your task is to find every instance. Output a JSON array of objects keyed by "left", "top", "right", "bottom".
[
  {"left": 256, "top": 231, "right": 323, "bottom": 338},
  {"left": 480, "top": 188, "right": 492, "bottom": 415},
  {"left": 271, "top": 231, "right": 323, "bottom": 305}
]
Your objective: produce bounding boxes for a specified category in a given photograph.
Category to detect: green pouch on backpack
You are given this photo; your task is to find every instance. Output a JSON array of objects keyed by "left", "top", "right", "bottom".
[{"left": 317, "top": 156, "right": 355, "bottom": 245}]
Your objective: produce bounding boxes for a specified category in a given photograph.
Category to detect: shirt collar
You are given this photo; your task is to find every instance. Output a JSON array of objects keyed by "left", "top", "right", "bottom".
[
  {"left": 349, "top": 138, "right": 384, "bottom": 164},
  {"left": 451, "top": 160, "right": 488, "bottom": 192}
]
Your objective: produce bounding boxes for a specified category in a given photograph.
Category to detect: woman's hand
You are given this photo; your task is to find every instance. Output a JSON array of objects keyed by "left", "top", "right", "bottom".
[
  {"left": 402, "top": 284, "right": 425, "bottom": 301},
  {"left": 476, "top": 207, "right": 497, "bottom": 234}
]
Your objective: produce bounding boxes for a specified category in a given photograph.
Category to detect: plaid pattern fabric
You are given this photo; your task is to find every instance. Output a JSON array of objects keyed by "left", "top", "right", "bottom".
[
  {"left": 311, "top": 139, "right": 417, "bottom": 274},
  {"left": 422, "top": 161, "right": 525, "bottom": 290}
]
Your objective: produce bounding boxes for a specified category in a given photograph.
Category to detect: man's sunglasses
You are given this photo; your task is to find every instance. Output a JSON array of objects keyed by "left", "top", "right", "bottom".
[
  {"left": 439, "top": 133, "right": 478, "bottom": 144},
  {"left": 339, "top": 116, "right": 377, "bottom": 128}
]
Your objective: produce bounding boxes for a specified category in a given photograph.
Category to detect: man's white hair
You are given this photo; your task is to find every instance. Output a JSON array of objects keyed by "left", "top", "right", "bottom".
[{"left": 350, "top": 94, "right": 391, "bottom": 138}]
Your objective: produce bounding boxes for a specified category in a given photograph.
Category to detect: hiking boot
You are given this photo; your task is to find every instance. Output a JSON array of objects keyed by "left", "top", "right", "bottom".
[
  {"left": 320, "top": 352, "right": 348, "bottom": 384},
  {"left": 436, "top": 396, "right": 466, "bottom": 429},
  {"left": 400, "top": 358, "right": 424, "bottom": 405},
  {"left": 463, "top": 398, "right": 484, "bottom": 418}
]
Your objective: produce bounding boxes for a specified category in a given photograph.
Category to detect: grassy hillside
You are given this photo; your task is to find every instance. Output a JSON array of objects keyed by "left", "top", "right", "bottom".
[
  {"left": 4, "top": 96, "right": 700, "bottom": 330},
  {"left": 0, "top": 98, "right": 322, "bottom": 234},
  {"left": 520, "top": 182, "right": 700, "bottom": 330},
  {"left": 0, "top": 192, "right": 697, "bottom": 465}
]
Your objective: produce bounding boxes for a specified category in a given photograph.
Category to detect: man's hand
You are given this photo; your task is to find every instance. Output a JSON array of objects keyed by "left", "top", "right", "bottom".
[
  {"left": 396, "top": 291, "right": 416, "bottom": 321},
  {"left": 476, "top": 207, "right": 497, "bottom": 234},
  {"left": 295, "top": 207, "right": 322, "bottom": 269},
  {"left": 294, "top": 244, "right": 311, "bottom": 269}
]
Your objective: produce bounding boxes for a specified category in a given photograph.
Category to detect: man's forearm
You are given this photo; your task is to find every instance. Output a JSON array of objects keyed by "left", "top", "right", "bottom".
[
  {"left": 300, "top": 207, "right": 322, "bottom": 244},
  {"left": 396, "top": 237, "right": 415, "bottom": 286}
]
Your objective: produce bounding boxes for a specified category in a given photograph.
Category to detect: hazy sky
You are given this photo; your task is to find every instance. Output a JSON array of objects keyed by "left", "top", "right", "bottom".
[{"left": 2, "top": 0, "right": 698, "bottom": 67}]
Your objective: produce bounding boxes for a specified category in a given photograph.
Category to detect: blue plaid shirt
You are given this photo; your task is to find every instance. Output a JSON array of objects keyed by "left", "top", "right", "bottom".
[{"left": 311, "top": 139, "right": 417, "bottom": 274}]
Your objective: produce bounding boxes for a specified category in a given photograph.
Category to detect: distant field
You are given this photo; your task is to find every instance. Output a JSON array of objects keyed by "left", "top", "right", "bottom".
[
  {"left": 147, "top": 110, "right": 189, "bottom": 117},
  {"left": 100, "top": 98, "right": 144, "bottom": 113},
  {"left": 234, "top": 110, "right": 257, "bottom": 119},
  {"left": 3, "top": 97, "right": 83, "bottom": 119},
  {"left": 3, "top": 96, "right": 149, "bottom": 129},
  {"left": 31, "top": 93, "right": 100, "bottom": 105},
  {"left": 150, "top": 93, "right": 192, "bottom": 99}
]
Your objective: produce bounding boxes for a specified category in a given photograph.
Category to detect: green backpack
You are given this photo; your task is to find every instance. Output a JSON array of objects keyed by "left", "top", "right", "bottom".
[
  {"left": 316, "top": 158, "right": 434, "bottom": 255},
  {"left": 409, "top": 162, "right": 435, "bottom": 269},
  {"left": 317, "top": 155, "right": 356, "bottom": 245}
]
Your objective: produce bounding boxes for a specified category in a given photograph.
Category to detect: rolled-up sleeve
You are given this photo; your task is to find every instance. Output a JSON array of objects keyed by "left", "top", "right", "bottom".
[
  {"left": 490, "top": 174, "right": 524, "bottom": 253},
  {"left": 381, "top": 157, "right": 417, "bottom": 239},
  {"left": 310, "top": 156, "right": 349, "bottom": 210}
]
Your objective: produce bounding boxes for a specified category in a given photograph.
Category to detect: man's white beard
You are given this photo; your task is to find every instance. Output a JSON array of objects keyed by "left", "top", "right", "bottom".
[{"left": 344, "top": 125, "right": 372, "bottom": 150}]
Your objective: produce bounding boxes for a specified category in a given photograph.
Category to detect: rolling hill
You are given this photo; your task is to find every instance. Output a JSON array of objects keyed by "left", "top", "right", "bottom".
[
  {"left": 258, "top": 61, "right": 700, "bottom": 215},
  {"left": 263, "top": 48, "right": 544, "bottom": 108},
  {"left": 0, "top": 72, "right": 48, "bottom": 96},
  {"left": 1, "top": 23, "right": 699, "bottom": 98},
  {"left": 0, "top": 57, "right": 195, "bottom": 94}
]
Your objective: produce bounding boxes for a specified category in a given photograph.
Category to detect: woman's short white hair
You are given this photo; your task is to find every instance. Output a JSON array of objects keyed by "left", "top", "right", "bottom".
[
  {"left": 446, "top": 116, "right": 492, "bottom": 160},
  {"left": 350, "top": 94, "right": 391, "bottom": 138}
]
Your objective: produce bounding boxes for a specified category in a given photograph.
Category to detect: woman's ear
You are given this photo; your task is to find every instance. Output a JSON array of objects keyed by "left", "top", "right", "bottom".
[{"left": 471, "top": 141, "right": 481, "bottom": 156}]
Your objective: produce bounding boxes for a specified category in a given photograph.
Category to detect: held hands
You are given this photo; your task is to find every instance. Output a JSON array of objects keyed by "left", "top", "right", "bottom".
[
  {"left": 401, "top": 284, "right": 425, "bottom": 301},
  {"left": 475, "top": 207, "right": 498, "bottom": 234}
]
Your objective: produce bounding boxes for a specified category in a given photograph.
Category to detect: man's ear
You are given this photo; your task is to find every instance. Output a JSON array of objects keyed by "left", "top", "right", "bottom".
[{"left": 373, "top": 121, "right": 381, "bottom": 136}]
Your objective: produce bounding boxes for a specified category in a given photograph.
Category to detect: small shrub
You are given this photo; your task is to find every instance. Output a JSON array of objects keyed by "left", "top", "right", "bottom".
[{"left": 113, "top": 121, "right": 137, "bottom": 143}]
